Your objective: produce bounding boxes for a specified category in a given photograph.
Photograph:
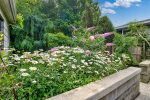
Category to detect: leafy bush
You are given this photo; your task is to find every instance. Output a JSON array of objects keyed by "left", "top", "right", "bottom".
[
  {"left": 0, "top": 47, "right": 129, "bottom": 99},
  {"left": 127, "top": 21, "right": 150, "bottom": 46},
  {"left": 72, "top": 28, "right": 105, "bottom": 51},
  {"left": 0, "top": 32, "right": 4, "bottom": 47},
  {"left": 20, "top": 36, "right": 34, "bottom": 51},
  {"left": 75, "top": 36, "right": 105, "bottom": 52},
  {"left": 10, "top": 14, "right": 54, "bottom": 51},
  {"left": 44, "top": 32, "right": 74, "bottom": 49},
  {"left": 113, "top": 33, "right": 138, "bottom": 54}
]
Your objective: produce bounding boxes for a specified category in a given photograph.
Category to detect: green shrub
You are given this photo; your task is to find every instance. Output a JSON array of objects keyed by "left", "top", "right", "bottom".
[
  {"left": 0, "top": 32, "right": 3, "bottom": 46},
  {"left": 72, "top": 28, "right": 105, "bottom": 52},
  {"left": 20, "top": 36, "right": 34, "bottom": 51},
  {"left": 75, "top": 36, "right": 105, "bottom": 51},
  {"left": 44, "top": 32, "right": 74, "bottom": 49},
  {"left": 113, "top": 32, "right": 138, "bottom": 54}
]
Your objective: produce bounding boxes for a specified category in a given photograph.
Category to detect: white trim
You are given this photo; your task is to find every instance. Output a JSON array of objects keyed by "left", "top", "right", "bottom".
[{"left": 115, "top": 19, "right": 150, "bottom": 30}]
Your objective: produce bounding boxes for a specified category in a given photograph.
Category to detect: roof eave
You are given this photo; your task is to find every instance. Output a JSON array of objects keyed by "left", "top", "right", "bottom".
[
  {"left": 115, "top": 25, "right": 128, "bottom": 30},
  {"left": 115, "top": 19, "right": 150, "bottom": 30},
  {"left": 0, "top": 0, "right": 16, "bottom": 23}
]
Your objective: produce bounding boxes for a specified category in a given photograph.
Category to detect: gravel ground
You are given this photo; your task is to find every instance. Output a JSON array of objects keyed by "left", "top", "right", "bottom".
[{"left": 136, "top": 82, "right": 150, "bottom": 100}]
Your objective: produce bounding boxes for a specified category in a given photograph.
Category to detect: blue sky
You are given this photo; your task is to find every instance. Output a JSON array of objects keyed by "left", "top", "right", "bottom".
[{"left": 98, "top": 0, "right": 150, "bottom": 27}]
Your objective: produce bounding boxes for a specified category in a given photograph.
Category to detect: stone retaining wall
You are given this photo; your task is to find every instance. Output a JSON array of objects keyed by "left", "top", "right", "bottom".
[
  {"left": 48, "top": 67, "right": 141, "bottom": 100},
  {"left": 139, "top": 60, "right": 150, "bottom": 83}
]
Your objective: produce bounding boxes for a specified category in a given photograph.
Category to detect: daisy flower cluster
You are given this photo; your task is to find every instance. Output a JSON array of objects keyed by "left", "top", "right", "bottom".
[{"left": 0, "top": 46, "right": 130, "bottom": 99}]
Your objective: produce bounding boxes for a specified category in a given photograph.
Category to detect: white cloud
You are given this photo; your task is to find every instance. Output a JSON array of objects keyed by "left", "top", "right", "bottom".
[
  {"left": 104, "top": 2, "right": 114, "bottom": 8},
  {"left": 102, "top": 8, "right": 116, "bottom": 14},
  {"left": 114, "top": 0, "right": 141, "bottom": 8},
  {"left": 103, "top": 0, "right": 141, "bottom": 8},
  {"left": 102, "top": 0, "right": 142, "bottom": 15}
]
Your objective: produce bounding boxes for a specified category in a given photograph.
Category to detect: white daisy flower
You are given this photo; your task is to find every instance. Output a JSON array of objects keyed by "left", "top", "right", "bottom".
[
  {"left": 73, "top": 59, "right": 77, "bottom": 62},
  {"left": 81, "top": 66, "right": 85, "bottom": 68},
  {"left": 39, "top": 60, "right": 45, "bottom": 64},
  {"left": 32, "top": 80, "right": 37, "bottom": 84},
  {"left": 29, "top": 67, "right": 37, "bottom": 71},
  {"left": 63, "top": 71, "right": 67, "bottom": 73},
  {"left": 21, "top": 73, "right": 30, "bottom": 77},
  {"left": 31, "top": 61, "right": 38, "bottom": 64},
  {"left": 72, "top": 64, "right": 76, "bottom": 69},
  {"left": 95, "top": 71, "right": 99, "bottom": 74},
  {"left": 83, "top": 62, "right": 88, "bottom": 66},
  {"left": 81, "top": 60, "right": 85, "bottom": 63},
  {"left": 20, "top": 68, "right": 27, "bottom": 72},
  {"left": 14, "top": 57, "right": 20, "bottom": 61},
  {"left": 89, "top": 62, "right": 93, "bottom": 64}
]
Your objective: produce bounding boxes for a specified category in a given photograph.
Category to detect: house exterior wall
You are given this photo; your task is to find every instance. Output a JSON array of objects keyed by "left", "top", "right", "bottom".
[
  {"left": 147, "top": 27, "right": 150, "bottom": 38},
  {"left": 116, "top": 25, "right": 150, "bottom": 37},
  {"left": 0, "top": 7, "right": 10, "bottom": 49}
]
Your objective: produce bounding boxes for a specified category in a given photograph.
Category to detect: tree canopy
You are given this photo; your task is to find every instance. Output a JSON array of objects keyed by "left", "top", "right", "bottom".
[{"left": 10, "top": 0, "right": 114, "bottom": 51}]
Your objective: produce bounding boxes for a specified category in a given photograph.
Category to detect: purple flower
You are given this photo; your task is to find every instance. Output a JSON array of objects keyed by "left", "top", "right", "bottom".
[
  {"left": 106, "top": 43, "right": 114, "bottom": 47},
  {"left": 95, "top": 34, "right": 104, "bottom": 37},
  {"left": 87, "top": 26, "right": 95, "bottom": 32},
  {"left": 89, "top": 36, "right": 95, "bottom": 41},
  {"left": 50, "top": 47, "right": 59, "bottom": 52},
  {"left": 94, "top": 32, "right": 113, "bottom": 38},
  {"left": 103, "top": 32, "right": 113, "bottom": 37}
]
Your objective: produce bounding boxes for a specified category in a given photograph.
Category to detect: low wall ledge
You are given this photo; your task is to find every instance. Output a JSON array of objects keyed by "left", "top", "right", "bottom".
[
  {"left": 48, "top": 67, "right": 141, "bottom": 100},
  {"left": 139, "top": 60, "right": 150, "bottom": 67}
]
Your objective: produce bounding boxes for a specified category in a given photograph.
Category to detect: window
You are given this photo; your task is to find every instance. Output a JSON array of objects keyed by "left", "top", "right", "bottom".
[
  {"left": 0, "top": 16, "right": 4, "bottom": 32},
  {"left": 0, "top": 15, "right": 4, "bottom": 50}
]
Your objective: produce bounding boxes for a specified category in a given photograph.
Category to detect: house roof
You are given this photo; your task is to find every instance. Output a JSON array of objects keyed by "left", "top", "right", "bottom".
[
  {"left": 0, "top": 0, "right": 16, "bottom": 23},
  {"left": 115, "top": 19, "right": 150, "bottom": 31}
]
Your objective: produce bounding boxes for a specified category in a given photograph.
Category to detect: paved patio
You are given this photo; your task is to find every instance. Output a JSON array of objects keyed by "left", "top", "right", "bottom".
[{"left": 136, "top": 82, "right": 150, "bottom": 100}]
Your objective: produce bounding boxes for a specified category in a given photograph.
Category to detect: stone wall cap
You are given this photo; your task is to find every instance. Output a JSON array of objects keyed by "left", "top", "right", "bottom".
[
  {"left": 48, "top": 67, "right": 141, "bottom": 100},
  {"left": 139, "top": 60, "right": 150, "bottom": 67}
]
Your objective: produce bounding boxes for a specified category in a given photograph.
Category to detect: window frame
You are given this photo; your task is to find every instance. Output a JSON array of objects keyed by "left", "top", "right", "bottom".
[{"left": 0, "top": 15, "right": 4, "bottom": 50}]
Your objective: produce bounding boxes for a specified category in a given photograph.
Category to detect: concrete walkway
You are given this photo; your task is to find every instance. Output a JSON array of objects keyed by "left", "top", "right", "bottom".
[{"left": 136, "top": 82, "right": 150, "bottom": 100}]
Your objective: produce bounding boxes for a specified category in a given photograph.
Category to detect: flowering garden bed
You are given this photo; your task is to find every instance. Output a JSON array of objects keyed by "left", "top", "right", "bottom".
[{"left": 0, "top": 46, "right": 130, "bottom": 99}]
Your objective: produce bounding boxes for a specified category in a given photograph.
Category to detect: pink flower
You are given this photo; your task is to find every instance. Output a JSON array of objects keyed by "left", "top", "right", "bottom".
[
  {"left": 87, "top": 26, "right": 95, "bottom": 32},
  {"left": 106, "top": 43, "right": 114, "bottom": 47},
  {"left": 94, "top": 32, "right": 113, "bottom": 38},
  {"left": 85, "top": 50, "right": 91, "bottom": 56},
  {"left": 89, "top": 36, "right": 95, "bottom": 41},
  {"left": 103, "top": 32, "right": 113, "bottom": 37},
  {"left": 50, "top": 47, "right": 59, "bottom": 52}
]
